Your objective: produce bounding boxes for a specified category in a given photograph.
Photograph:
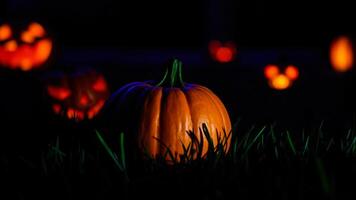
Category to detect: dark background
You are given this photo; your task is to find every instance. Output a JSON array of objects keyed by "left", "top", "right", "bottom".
[
  {"left": 2, "top": 0, "right": 355, "bottom": 48},
  {"left": 1, "top": 0, "right": 355, "bottom": 140}
]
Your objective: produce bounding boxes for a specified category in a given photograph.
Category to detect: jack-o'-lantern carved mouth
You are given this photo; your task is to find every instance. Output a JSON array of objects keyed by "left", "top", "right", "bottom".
[
  {"left": 0, "top": 22, "right": 52, "bottom": 71},
  {"left": 46, "top": 71, "right": 110, "bottom": 121}
]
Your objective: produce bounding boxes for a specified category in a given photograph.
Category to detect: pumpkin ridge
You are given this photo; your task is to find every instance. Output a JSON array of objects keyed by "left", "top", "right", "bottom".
[
  {"left": 173, "top": 88, "right": 193, "bottom": 159},
  {"left": 195, "top": 85, "right": 231, "bottom": 132},
  {"left": 139, "top": 86, "right": 162, "bottom": 157},
  {"left": 194, "top": 85, "right": 232, "bottom": 151},
  {"left": 158, "top": 87, "right": 169, "bottom": 156}
]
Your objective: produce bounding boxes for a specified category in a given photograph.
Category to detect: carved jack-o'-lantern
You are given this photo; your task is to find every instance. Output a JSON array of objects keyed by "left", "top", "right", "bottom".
[
  {"left": 264, "top": 64, "right": 299, "bottom": 90},
  {"left": 209, "top": 40, "right": 237, "bottom": 63},
  {"left": 0, "top": 22, "right": 52, "bottom": 71},
  {"left": 46, "top": 69, "right": 110, "bottom": 121}
]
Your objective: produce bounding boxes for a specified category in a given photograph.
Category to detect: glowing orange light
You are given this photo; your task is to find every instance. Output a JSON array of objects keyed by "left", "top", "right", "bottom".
[
  {"left": 0, "top": 23, "right": 52, "bottom": 71},
  {"left": 270, "top": 75, "right": 291, "bottom": 90},
  {"left": 216, "top": 47, "right": 234, "bottom": 63},
  {"left": 67, "top": 108, "right": 75, "bottom": 119},
  {"left": 92, "top": 76, "right": 108, "bottom": 92},
  {"left": 87, "top": 100, "right": 105, "bottom": 119},
  {"left": 20, "top": 59, "right": 32, "bottom": 71},
  {"left": 47, "top": 86, "right": 71, "bottom": 100},
  {"left": 4, "top": 40, "right": 17, "bottom": 52},
  {"left": 0, "top": 24, "right": 11, "bottom": 41},
  {"left": 52, "top": 104, "right": 61, "bottom": 114},
  {"left": 285, "top": 65, "right": 299, "bottom": 80},
  {"left": 209, "top": 40, "right": 236, "bottom": 63},
  {"left": 76, "top": 111, "right": 85, "bottom": 121},
  {"left": 21, "top": 31, "right": 35, "bottom": 43},
  {"left": 264, "top": 65, "right": 280, "bottom": 79},
  {"left": 28, "top": 22, "right": 45, "bottom": 37},
  {"left": 330, "top": 36, "right": 353, "bottom": 72}
]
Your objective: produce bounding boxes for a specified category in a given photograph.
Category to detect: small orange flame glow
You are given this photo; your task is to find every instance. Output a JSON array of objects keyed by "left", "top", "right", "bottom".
[
  {"left": 0, "top": 24, "right": 11, "bottom": 41},
  {"left": 92, "top": 76, "right": 108, "bottom": 92},
  {"left": 270, "top": 74, "right": 291, "bottom": 90},
  {"left": 47, "top": 86, "right": 71, "bottom": 100},
  {"left": 28, "top": 23, "right": 45, "bottom": 38},
  {"left": 285, "top": 65, "right": 299, "bottom": 80},
  {"left": 330, "top": 36, "right": 353, "bottom": 72},
  {"left": 209, "top": 40, "right": 236, "bottom": 63},
  {"left": 264, "top": 65, "right": 279, "bottom": 79}
]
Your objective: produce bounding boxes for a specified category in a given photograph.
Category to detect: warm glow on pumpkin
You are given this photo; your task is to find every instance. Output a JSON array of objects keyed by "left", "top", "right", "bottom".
[
  {"left": 264, "top": 65, "right": 279, "bottom": 79},
  {"left": 46, "top": 70, "right": 110, "bottom": 121},
  {"left": 4, "top": 40, "right": 17, "bottom": 51},
  {"left": 92, "top": 76, "right": 108, "bottom": 92},
  {"left": 79, "top": 95, "right": 89, "bottom": 106},
  {"left": 330, "top": 36, "right": 354, "bottom": 72},
  {"left": 270, "top": 75, "right": 291, "bottom": 90},
  {"left": 285, "top": 65, "right": 299, "bottom": 80},
  {"left": 21, "top": 31, "right": 35, "bottom": 43},
  {"left": 28, "top": 22, "right": 45, "bottom": 37},
  {"left": 52, "top": 104, "right": 61, "bottom": 114},
  {"left": 0, "top": 24, "right": 11, "bottom": 41},
  {"left": 87, "top": 100, "right": 106, "bottom": 119},
  {"left": 47, "top": 86, "right": 72, "bottom": 100}
]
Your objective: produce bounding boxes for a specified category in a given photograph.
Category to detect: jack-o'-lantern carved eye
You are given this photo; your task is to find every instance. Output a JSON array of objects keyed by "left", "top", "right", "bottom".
[
  {"left": 0, "top": 24, "right": 12, "bottom": 41},
  {"left": 47, "top": 86, "right": 72, "bottom": 100},
  {"left": 28, "top": 22, "right": 45, "bottom": 38},
  {"left": 92, "top": 76, "right": 108, "bottom": 92}
]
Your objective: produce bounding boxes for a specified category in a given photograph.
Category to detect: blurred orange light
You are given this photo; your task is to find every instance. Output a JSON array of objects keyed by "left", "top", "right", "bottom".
[
  {"left": 264, "top": 65, "right": 279, "bottom": 79},
  {"left": 21, "top": 31, "right": 35, "bottom": 43},
  {"left": 28, "top": 22, "right": 45, "bottom": 38},
  {"left": 0, "top": 24, "right": 11, "bottom": 41},
  {"left": 216, "top": 47, "right": 234, "bottom": 63},
  {"left": 47, "top": 86, "right": 71, "bottom": 100},
  {"left": 4, "top": 40, "right": 17, "bottom": 52},
  {"left": 209, "top": 40, "right": 236, "bottom": 63},
  {"left": 270, "top": 75, "right": 291, "bottom": 90},
  {"left": 330, "top": 36, "right": 353, "bottom": 72},
  {"left": 285, "top": 65, "right": 299, "bottom": 80}
]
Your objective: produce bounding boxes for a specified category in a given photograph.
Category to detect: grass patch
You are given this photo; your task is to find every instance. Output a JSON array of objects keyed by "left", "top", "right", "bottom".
[{"left": 1, "top": 119, "right": 356, "bottom": 199}]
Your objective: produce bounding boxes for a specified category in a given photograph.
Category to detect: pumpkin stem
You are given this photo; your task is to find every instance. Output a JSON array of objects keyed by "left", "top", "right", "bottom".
[{"left": 157, "top": 59, "right": 185, "bottom": 87}]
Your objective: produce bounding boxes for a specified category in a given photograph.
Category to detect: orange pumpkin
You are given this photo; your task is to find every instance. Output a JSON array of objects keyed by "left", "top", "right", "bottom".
[
  {"left": 99, "top": 60, "right": 231, "bottom": 160},
  {"left": 46, "top": 69, "right": 110, "bottom": 121},
  {"left": 0, "top": 22, "right": 52, "bottom": 71}
]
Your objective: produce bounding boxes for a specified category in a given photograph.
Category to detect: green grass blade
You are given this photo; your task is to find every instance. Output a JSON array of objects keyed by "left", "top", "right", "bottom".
[
  {"left": 315, "top": 157, "right": 331, "bottom": 195},
  {"left": 119, "top": 132, "right": 126, "bottom": 170},
  {"left": 245, "top": 126, "right": 266, "bottom": 154},
  {"left": 286, "top": 131, "right": 296, "bottom": 155},
  {"left": 303, "top": 136, "right": 310, "bottom": 156},
  {"left": 95, "top": 130, "right": 124, "bottom": 172}
]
